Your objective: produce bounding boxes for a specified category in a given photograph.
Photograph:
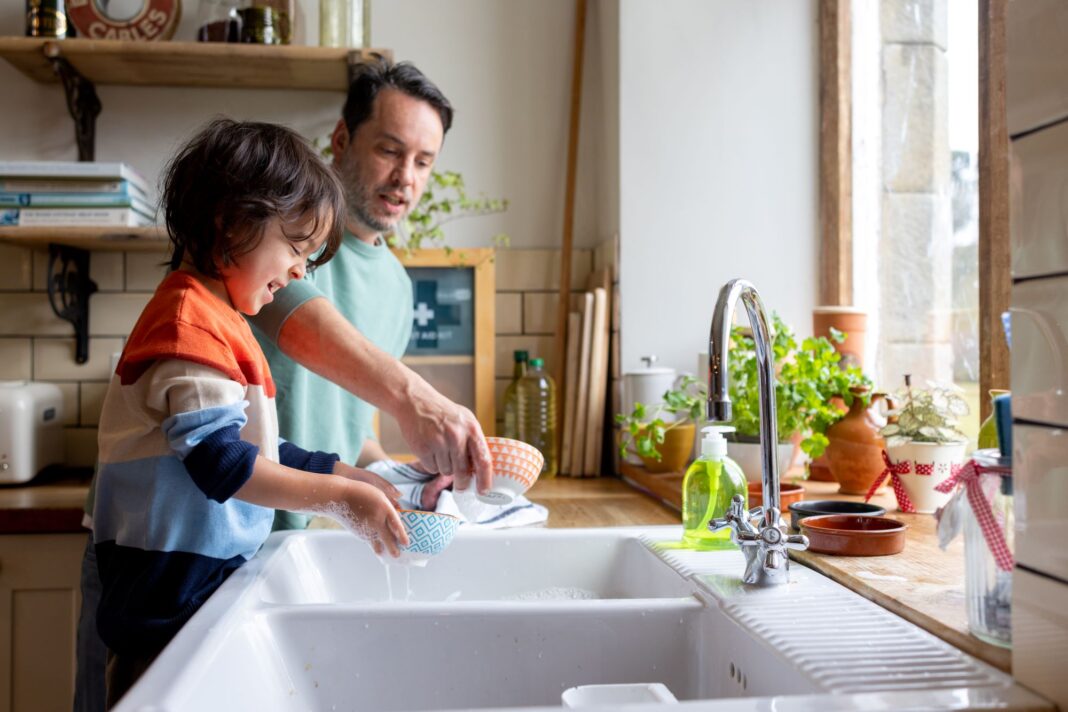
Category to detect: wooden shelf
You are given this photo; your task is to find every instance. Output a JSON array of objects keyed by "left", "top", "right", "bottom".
[
  {"left": 0, "top": 226, "right": 167, "bottom": 252},
  {"left": 0, "top": 37, "right": 390, "bottom": 91}
]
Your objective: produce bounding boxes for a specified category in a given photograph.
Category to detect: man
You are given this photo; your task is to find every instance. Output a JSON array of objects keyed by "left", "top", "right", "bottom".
[
  {"left": 75, "top": 59, "right": 491, "bottom": 712},
  {"left": 250, "top": 59, "right": 470, "bottom": 526}
]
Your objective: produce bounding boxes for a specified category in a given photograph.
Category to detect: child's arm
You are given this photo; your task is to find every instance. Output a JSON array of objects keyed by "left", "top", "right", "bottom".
[
  {"left": 331, "top": 460, "right": 402, "bottom": 504},
  {"left": 233, "top": 456, "right": 409, "bottom": 557}
]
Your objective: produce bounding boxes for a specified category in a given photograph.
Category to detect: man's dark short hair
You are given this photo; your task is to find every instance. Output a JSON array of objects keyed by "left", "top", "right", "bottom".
[
  {"left": 163, "top": 118, "right": 345, "bottom": 278},
  {"left": 342, "top": 59, "right": 453, "bottom": 137}
]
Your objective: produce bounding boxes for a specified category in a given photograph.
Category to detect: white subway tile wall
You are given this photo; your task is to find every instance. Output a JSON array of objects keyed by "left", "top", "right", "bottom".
[
  {"left": 1, "top": 244, "right": 618, "bottom": 469},
  {"left": 0, "top": 244, "right": 32, "bottom": 291}
]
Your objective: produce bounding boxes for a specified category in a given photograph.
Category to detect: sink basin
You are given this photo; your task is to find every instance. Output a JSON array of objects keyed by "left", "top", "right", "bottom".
[
  {"left": 114, "top": 526, "right": 1049, "bottom": 712},
  {"left": 259, "top": 528, "right": 696, "bottom": 604}
]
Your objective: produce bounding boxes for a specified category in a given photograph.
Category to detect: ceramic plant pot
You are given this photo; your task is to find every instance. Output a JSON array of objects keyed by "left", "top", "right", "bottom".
[
  {"left": 638, "top": 422, "right": 696, "bottom": 473},
  {"left": 885, "top": 441, "right": 968, "bottom": 513},
  {"left": 728, "top": 440, "right": 796, "bottom": 484},
  {"left": 825, "top": 388, "right": 889, "bottom": 495},
  {"left": 806, "top": 454, "right": 837, "bottom": 482}
]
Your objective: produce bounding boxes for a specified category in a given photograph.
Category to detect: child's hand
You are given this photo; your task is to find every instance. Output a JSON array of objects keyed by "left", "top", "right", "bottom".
[
  {"left": 339, "top": 480, "right": 409, "bottom": 558},
  {"left": 333, "top": 462, "right": 401, "bottom": 504}
]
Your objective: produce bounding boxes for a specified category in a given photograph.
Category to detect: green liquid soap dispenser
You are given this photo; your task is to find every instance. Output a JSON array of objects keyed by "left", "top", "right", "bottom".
[{"left": 681, "top": 425, "right": 747, "bottom": 550}]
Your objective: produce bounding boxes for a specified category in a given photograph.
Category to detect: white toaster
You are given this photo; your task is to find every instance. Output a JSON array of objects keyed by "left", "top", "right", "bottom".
[{"left": 0, "top": 381, "right": 65, "bottom": 484}]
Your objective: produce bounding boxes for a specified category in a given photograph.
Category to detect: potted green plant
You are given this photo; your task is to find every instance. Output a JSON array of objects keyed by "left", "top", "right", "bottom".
[
  {"left": 615, "top": 375, "right": 705, "bottom": 472},
  {"left": 394, "top": 170, "right": 508, "bottom": 254},
  {"left": 877, "top": 376, "right": 970, "bottom": 513},
  {"left": 725, "top": 315, "right": 870, "bottom": 482}
]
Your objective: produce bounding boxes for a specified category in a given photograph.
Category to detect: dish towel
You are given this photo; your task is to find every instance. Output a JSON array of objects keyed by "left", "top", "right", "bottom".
[{"left": 365, "top": 459, "right": 548, "bottom": 529}]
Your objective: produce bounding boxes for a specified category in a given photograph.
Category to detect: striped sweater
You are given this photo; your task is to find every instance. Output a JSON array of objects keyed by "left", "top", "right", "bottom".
[{"left": 93, "top": 270, "right": 337, "bottom": 656}]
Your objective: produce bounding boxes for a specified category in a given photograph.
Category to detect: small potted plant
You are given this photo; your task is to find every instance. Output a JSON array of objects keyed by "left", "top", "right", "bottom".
[
  {"left": 726, "top": 315, "right": 870, "bottom": 483},
  {"left": 877, "top": 376, "right": 970, "bottom": 513},
  {"left": 616, "top": 375, "right": 705, "bottom": 473}
]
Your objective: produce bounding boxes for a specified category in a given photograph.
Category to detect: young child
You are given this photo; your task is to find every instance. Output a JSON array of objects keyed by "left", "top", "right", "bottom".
[{"left": 91, "top": 118, "right": 409, "bottom": 706}]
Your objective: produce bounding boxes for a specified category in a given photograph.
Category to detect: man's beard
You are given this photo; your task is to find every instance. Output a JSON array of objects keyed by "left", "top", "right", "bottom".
[{"left": 339, "top": 161, "right": 399, "bottom": 234}]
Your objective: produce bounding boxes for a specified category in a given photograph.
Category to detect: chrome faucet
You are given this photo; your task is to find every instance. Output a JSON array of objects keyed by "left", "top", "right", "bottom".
[{"left": 705, "top": 279, "right": 808, "bottom": 585}]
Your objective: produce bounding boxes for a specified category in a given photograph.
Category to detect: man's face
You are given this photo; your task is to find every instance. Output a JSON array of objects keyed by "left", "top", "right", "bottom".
[{"left": 333, "top": 88, "right": 445, "bottom": 239}]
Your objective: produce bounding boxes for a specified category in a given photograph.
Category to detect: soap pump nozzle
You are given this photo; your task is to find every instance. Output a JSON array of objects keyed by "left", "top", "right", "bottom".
[{"left": 700, "top": 425, "right": 735, "bottom": 460}]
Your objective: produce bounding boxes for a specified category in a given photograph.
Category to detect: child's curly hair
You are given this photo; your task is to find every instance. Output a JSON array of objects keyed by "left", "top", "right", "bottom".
[{"left": 163, "top": 118, "right": 345, "bottom": 278}]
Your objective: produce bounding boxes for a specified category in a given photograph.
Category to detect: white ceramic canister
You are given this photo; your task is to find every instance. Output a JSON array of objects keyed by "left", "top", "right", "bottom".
[{"left": 621, "top": 356, "right": 677, "bottom": 464}]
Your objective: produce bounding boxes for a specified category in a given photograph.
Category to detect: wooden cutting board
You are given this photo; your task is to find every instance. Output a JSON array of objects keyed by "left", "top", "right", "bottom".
[
  {"left": 570, "top": 292, "right": 594, "bottom": 475},
  {"left": 559, "top": 310, "right": 582, "bottom": 475},
  {"left": 582, "top": 287, "right": 608, "bottom": 475}
]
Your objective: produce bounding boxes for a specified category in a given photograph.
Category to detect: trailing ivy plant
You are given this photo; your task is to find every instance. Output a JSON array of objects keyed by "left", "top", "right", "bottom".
[
  {"left": 878, "top": 376, "right": 969, "bottom": 448},
  {"left": 727, "top": 314, "right": 871, "bottom": 458},
  {"left": 314, "top": 136, "right": 508, "bottom": 254},
  {"left": 615, "top": 375, "right": 706, "bottom": 461},
  {"left": 394, "top": 170, "right": 509, "bottom": 255}
]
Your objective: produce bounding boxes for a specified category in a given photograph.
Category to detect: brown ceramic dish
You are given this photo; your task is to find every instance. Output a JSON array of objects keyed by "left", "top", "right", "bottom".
[
  {"left": 748, "top": 482, "right": 805, "bottom": 511},
  {"left": 799, "top": 514, "right": 908, "bottom": 556}
]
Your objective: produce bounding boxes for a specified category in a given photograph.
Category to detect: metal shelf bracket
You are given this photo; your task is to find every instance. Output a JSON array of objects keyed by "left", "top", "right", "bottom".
[
  {"left": 47, "top": 243, "right": 98, "bottom": 365},
  {"left": 43, "top": 42, "right": 101, "bottom": 161}
]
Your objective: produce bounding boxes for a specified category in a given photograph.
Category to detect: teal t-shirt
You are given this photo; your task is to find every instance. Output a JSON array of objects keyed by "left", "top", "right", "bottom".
[{"left": 249, "top": 232, "right": 413, "bottom": 530}]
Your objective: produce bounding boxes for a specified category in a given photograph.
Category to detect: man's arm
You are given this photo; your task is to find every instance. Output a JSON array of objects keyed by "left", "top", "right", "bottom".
[
  {"left": 276, "top": 296, "right": 493, "bottom": 492},
  {"left": 355, "top": 437, "right": 389, "bottom": 467}
]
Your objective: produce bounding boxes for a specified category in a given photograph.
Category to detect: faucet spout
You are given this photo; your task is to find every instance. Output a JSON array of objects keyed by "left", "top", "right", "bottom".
[
  {"left": 706, "top": 279, "right": 808, "bottom": 586},
  {"left": 707, "top": 279, "right": 780, "bottom": 515}
]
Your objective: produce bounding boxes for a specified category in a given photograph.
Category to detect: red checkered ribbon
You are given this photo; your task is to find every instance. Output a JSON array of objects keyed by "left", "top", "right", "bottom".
[
  {"left": 935, "top": 460, "right": 1015, "bottom": 571},
  {"left": 865, "top": 450, "right": 916, "bottom": 512}
]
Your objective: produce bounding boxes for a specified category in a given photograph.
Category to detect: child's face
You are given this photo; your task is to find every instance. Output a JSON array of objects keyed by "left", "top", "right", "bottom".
[{"left": 220, "top": 214, "right": 331, "bottom": 315}]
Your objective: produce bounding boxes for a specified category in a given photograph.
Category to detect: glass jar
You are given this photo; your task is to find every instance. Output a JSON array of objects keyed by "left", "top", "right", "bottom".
[
  {"left": 964, "top": 448, "right": 1013, "bottom": 648},
  {"left": 196, "top": 0, "right": 243, "bottom": 43},
  {"left": 255, "top": 0, "right": 294, "bottom": 44},
  {"left": 320, "top": 0, "right": 368, "bottom": 48}
]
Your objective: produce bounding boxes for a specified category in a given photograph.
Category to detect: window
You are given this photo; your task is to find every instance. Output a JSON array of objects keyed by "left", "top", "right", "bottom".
[{"left": 851, "top": 0, "right": 981, "bottom": 440}]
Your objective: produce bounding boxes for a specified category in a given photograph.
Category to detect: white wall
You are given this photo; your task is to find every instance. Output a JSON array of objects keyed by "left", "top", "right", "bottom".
[
  {"left": 618, "top": 0, "right": 819, "bottom": 378},
  {"left": 0, "top": 0, "right": 600, "bottom": 249}
]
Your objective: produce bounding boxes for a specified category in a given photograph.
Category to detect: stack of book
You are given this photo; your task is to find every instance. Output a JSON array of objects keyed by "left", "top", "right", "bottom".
[{"left": 0, "top": 161, "right": 157, "bottom": 228}]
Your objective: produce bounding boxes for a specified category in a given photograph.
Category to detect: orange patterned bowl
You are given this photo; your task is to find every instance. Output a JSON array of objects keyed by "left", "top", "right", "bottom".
[{"left": 479, "top": 437, "right": 545, "bottom": 505}]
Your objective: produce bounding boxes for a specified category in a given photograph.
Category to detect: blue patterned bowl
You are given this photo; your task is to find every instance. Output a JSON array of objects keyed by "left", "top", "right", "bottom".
[{"left": 393, "top": 510, "right": 461, "bottom": 566}]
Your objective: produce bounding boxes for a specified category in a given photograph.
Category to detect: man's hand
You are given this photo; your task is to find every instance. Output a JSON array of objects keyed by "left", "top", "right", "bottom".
[
  {"left": 395, "top": 383, "right": 493, "bottom": 494},
  {"left": 333, "top": 461, "right": 401, "bottom": 505}
]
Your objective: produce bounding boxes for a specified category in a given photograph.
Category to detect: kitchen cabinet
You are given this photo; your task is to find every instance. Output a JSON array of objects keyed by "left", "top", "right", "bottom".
[{"left": 0, "top": 532, "right": 87, "bottom": 712}]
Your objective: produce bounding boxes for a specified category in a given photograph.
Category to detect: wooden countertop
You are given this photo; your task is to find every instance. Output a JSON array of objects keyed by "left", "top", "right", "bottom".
[
  {"left": 0, "top": 469, "right": 92, "bottom": 534},
  {"left": 0, "top": 471, "right": 678, "bottom": 536},
  {"left": 619, "top": 463, "right": 1012, "bottom": 674}
]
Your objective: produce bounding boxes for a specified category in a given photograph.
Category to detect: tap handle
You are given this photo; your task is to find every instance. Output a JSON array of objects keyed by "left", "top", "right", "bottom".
[
  {"left": 784, "top": 533, "right": 810, "bottom": 551},
  {"left": 763, "top": 548, "right": 785, "bottom": 571},
  {"left": 747, "top": 506, "right": 764, "bottom": 524},
  {"left": 709, "top": 516, "right": 732, "bottom": 532},
  {"left": 732, "top": 528, "right": 762, "bottom": 546},
  {"left": 728, "top": 494, "right": 747, "bottom": 517}
]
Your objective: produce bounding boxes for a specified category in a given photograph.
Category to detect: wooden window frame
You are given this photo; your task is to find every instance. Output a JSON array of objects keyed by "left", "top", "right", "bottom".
[{"left": 819, "top": 0, "right": 1010, "bottom": 420}]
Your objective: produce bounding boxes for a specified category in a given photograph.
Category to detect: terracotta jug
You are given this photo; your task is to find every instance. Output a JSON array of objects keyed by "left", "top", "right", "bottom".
[{"left": 825, "top": 386, "right": 889, "bottom": 495}]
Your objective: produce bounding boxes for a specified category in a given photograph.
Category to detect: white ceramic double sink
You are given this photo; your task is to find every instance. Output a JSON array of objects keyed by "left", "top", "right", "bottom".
[{"left": 115, "top": 527, "right": 1049, "bottom": 712}]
